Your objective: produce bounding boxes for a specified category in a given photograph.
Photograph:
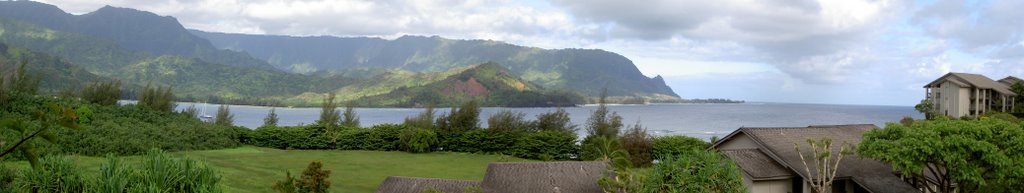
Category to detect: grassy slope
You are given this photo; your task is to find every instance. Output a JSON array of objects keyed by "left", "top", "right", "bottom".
[{"left": 4, "top": 146, "right": 527, "bottom": 193}]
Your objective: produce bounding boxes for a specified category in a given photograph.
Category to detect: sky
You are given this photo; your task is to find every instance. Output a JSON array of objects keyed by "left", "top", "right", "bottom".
[{"left": 35, "top": 0, "right": 1024, "bottom": 106}]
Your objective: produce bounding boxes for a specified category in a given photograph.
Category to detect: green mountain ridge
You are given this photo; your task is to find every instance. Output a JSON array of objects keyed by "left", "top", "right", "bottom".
[
  {"left": 0, "top": 1, "right": 275, "bottom": 70},
  {"left": 0, "top": 1, "right": 683, "bottom": 106},
  {"left": 193, "top": 31, "right": 680, "bottom": 99},
  {"left": 348, "top": 62, "right": 583, "bottom": 107}
]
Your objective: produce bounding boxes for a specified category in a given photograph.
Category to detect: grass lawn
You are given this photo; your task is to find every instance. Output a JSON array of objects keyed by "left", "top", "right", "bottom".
[{"left": 4, "top": 146, "right": 528, "bottom": 193}]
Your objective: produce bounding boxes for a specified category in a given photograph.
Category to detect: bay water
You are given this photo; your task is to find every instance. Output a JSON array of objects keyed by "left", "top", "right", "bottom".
[{"left": 175, "top": 102, "right": 921, "bottom": 140}]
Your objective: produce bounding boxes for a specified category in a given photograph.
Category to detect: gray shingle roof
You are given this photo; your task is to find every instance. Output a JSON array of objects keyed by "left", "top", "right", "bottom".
[
  {"left": 721, "top": 149, "right": 793, "bottom": 180},
  {"left": 999, "top": 76, "right": 1023, "bottom": 86},
  {"left": 925, "top": 72, "right": 1016, "bottom": 95},
  {"left": 375, "top": 176, "right": 480, "bottom": 193},
  {"left": 481, "top": 161, "right": 609, "bottom": 193},
  {"left": 716, "top": 124, "right": 920, "bottom": 193}
]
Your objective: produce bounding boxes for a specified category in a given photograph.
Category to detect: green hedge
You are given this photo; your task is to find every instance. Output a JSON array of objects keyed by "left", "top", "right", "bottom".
[
  {"left": 250, "top": 124, "right": 580, "bottom": 160},
  {"left": 651, "top": 136, "right": 709, "bottom": 158}
]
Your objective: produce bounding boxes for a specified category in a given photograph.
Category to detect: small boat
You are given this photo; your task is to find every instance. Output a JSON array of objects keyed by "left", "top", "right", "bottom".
[{"left": 200, "top": 102, "right": 214, "bottom": 119}]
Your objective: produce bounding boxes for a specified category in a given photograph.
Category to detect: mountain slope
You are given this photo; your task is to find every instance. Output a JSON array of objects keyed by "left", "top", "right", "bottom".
[
  {"left": 0, "top": 43, "right": 117, "bottom": 93},
  {"left": 349, "top": 62, "right": 583, "bottom": 107},
  {"left": 192, "top": 31, "right": 680, "bottom": 99},
  {"left": 0, "top": 1, "right": 274, "bottom": 70},
  {"left": 0, "top": 18, "right": 343, "bottom": 105}
]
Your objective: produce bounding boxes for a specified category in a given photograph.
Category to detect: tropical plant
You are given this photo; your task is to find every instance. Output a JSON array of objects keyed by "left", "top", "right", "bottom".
[
  {"left": 13, "top": 156, "right": 88, "bottom": 193},
  {"left": 0, "top": 103, "right": 80, "bottom": 168},
  {"left": 915, "top": 99, "right": 936, "bottom": 120},
  {"left": 643, "top": 150, "right": 745, "bottom": 193},
  {"left": 795, "top": 138, "right": 853, "bottom": 193},
  {"left": 859, "top": 119, "right": 1024, "bottom": 193},
  {"left": 272, "top": 171, "right": 298, "bottom": 193},
  {"left": 581, "top": 136, "right": 631, "bottom": 170}
]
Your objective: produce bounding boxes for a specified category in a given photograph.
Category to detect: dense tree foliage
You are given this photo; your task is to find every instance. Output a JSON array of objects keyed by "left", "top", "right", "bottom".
[
  {"left": 138, "top": 83, "right": 175, "bottom": 112},
  {"left": 859, "top": 119, "right": 1024, "bottom": 193},
  {"left": 915, "top": 99, "right": 936, "bottom": 120},
  {"left": 79, "top": 80, "right": 121, "bottom": 106},
  {"left": 652, "top": 136, "right": 709, "bottom": 158},
  {"left": 402, "top": 103, "right": 435, "bottom": 130},
  {"left": 535, "top": 108, "right": 576, "bottom": 133},
  {"left": 272, "top": 161, "right": 331, "bottom": 193},
  {"left": 487, "top": 110, "right": 534, "bottom": 132},
  {"left": 620, "top": 123, "right": 653, "bottom": 167},
  {"left": 643, "top": 150, "right": 746, "bottom": 193},
  {"left": 1013, "top": 82, "right": 1024, "bottom": 114}
]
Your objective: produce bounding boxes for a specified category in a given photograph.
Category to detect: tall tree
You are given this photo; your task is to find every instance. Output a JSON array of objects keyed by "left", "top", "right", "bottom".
[
  {"left": 263, "top": 108, "right": 279, "bottom": 127},
  {"left": 859, "top": 119, "right": 1024, "bottom": 193},
  {"left": 620, "top": 122, "right": 653, "bottom": 167},
  {"left": 586, "top": 89, "right": 623, "bottom": 138},
  {"left": 139, "top": 83, "right": 175, "bottom": 112},
  {"left": 486, "top": 110, "right": 534, "bottom": 132},
  {"left": 403, "top": 103, "right": 435, "bottom": 130},
  {"left": 341, "top": 102, "right": 359, "bottom": 128},
  {"left": 795, "top": 138, "right": 852, "bottom": 193},
  {"left": 80, "top": 80, "right": 122, "bottom": 106},
  {"left": 317, "top": 93, "right": 340, "bottom": 127},
  {"left": 214, "top": 105, "right": 234, "bottom": 126},
  {"left": 535, "top": 108, "right": 577, "bottom": 133}
]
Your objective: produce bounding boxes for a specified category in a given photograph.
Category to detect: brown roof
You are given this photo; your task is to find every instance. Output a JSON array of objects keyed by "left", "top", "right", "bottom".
[
  {"left": 375, "top": 176, "right": 480, "bottom": 193},
  {"left": 481, "top": 161, "right": 609, "bottom": 193},
  {"left": 925, "top": 72, "right": 1016, "bottom": 95},
  {"left": 721, "top": 149, "right": 793, "bottom": 180},
  {"left": 714, "top": 124, "right": 920, "bottom": 193}
]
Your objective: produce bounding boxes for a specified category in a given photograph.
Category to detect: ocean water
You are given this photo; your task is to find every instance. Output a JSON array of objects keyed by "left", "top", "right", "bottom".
[{"left": 175, "top": 102, "right": 922, "bottom": 140}]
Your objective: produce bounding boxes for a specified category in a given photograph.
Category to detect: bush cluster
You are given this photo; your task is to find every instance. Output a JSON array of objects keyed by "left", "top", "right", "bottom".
[
  {"left": 0, "top": 93, "right": 243, "bottom": 159},
  {"left": 0, "top": 149, "right": 223, "bottom": 193},
  {"left": 651, "top": 135, "right": 710, "bottom": 158}
]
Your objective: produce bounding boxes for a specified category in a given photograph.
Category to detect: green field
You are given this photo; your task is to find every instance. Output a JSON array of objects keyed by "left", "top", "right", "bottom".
[{"left": 5, "top": 146, "right": 528, "bottom": 193}]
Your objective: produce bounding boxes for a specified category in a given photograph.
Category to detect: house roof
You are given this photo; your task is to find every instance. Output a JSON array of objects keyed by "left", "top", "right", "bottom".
[
  {"left": 999, "top": 76, "right": 1023, "bottom": 86},
  {"left": 481, "top": 161, "right": 609, "bottom": 193},
  {"left": 714, "top": 124, "right": 920, "bottom": 193},
  {"left": 375, "top": 176, "right": 480, "bottom": 193},
  {"left": 721, "top": 149, "right": 793, "bottom": 180},
  {"left": 925, "top": 72, "right": 1016, "bottom": 95}
]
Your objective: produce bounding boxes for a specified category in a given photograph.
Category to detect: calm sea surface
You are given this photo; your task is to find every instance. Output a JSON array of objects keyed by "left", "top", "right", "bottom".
[{"left": 171, "top": 102, "right": 922, "bottom": 140}]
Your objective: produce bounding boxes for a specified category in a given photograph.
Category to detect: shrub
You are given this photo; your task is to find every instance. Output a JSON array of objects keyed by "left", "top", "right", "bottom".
[
  {"left": 510, "top": 130, "right": 578, "bottom": 160},
  {"left": 399, "top": 128, "right": 438, "bottom": 153},
  {"left": 453, "top": 129, "right": 519, "bottom": 153},
  {"left": 272, "top": 171, "right": 297, "bottom": 193},
  {"left": 535, "top": 108, "right": 576, "bottom": 133},
  {"left": 643, "top": 150, "right": 745, "bottom": 193},
  {"left": 80, "top": 81, "right": 121, "bottom": 106},
  {"left": 364, "top": 124, "right": 405, "bottom": 151},
  {"left": 298, "top": 161, "right": 331, "bottom": 193},
  {"left": 14, "top": 156, "right": 89, "bottom": 193},
  {"left": 137, "top": 149, "right": 222, "bottom": 193},
  {"left": 620, "top": 123, "right": 653, "bottom": 167},
  {"left": 487, "top": 110, "right": 535, "bottom": 132},
  {"left": 138, "top": 83, "right": 175, "bottom": 112},
  {"left": 651, "top": 136, "right": 709, "bottom": 158},
  {"left": 581, "top": 136, "right": 631, "bottom": 170}
]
